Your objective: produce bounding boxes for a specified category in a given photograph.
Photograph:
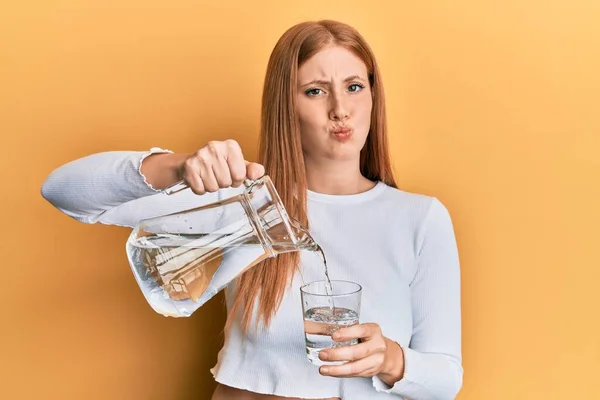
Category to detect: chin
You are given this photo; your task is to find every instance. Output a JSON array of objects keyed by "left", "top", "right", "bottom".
[
  {"left": 327, "top": 138, "right": 366, "bottom": 157},
  {"left": 324, "top": 149, "right": 361, "bottom": 161}
]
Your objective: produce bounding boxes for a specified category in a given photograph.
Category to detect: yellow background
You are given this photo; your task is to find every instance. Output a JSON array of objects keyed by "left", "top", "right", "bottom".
[{"left": 2, "top": 1, "right": 599, "bottom": 399}]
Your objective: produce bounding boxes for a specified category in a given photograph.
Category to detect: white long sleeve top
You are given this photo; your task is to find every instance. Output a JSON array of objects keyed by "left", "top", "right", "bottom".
[{"left": 41, "top": 148, "right": 463, "bottom": 399}]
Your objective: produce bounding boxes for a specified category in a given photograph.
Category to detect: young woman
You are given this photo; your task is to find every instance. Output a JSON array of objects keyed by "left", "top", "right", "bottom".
[{"left": 42, "top": 20, "right": 463, "bottom": 400}]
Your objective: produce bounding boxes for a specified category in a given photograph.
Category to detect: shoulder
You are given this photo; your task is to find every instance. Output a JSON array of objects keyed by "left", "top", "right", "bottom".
[
  {"left": 379, "top": 183, "right": 451, "bottom": 212},
  {"left": 376, "top": 183, "right": 439, "bottom": 217},
  {"left": 376, "top": 183, "right": 455, "bottom": 241}
]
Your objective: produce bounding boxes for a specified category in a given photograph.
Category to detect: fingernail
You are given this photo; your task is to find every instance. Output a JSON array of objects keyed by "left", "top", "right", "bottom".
[
  {"left": 319, "top": 351, "right": 328, "bottom": 360},
  {"left": 320, "top": 367, "right": 329, "bottom": 374},
  {"left": 332, "top": 332, "right": 340, "bottom": 340}
]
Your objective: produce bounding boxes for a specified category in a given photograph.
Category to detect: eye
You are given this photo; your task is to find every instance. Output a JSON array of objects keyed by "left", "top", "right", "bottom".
[
  {"left": 305, "top": 88, "right": 324, "bottom": 96},
  {"left": 348, "top": 83, "right": 365, "bottom": 93}
]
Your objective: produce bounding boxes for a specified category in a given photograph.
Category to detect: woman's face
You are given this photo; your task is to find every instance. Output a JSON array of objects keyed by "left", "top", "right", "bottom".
[{"left": 296, "top": 46, "right": 372, "bottom": 163}]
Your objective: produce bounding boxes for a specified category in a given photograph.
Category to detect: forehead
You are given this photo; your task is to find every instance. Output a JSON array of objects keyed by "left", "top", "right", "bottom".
[{"left": 298, "top": 46, "right": 368, "bottom": 81}]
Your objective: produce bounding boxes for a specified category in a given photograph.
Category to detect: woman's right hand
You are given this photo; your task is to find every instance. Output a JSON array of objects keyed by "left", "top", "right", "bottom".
[{"left": 180, "top": 139, "right": 265, "bottom": 195}]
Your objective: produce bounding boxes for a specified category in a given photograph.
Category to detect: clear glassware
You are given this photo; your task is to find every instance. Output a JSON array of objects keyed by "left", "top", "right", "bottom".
[
  {"left": 301, "top": 280, "right": 362, "bottom": 366},
  {"left": 126, "top": 176, "right": 320, "bottom": 317}
]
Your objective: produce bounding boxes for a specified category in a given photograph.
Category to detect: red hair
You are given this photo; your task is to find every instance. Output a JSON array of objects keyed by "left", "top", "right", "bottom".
[{"left": 226, "top": 20, "right": 397, "bottom": 334}]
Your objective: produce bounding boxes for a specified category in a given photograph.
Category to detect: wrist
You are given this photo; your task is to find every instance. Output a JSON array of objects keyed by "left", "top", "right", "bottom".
[
  {"left": 168, "top": 153, "right": 192, "bottom": 180},
  {"left": 141, "top": 152, "right": 190, "bottom": 189},
  {"left": 378, "top": 338, "right": 405, "bottom": 387}
]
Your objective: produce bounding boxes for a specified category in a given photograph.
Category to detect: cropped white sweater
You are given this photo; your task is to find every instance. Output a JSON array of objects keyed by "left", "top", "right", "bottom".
[{"left": 41, "top": 148, "right": 463, "bottom": 399}]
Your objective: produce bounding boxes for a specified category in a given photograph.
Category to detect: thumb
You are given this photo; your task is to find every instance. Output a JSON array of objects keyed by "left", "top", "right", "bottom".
[{"left": 245, "top": 161, "right": 265, "bottom": 180}]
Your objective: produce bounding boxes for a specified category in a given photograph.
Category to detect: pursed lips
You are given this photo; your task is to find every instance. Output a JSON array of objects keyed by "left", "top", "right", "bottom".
[{"left": 330, "top": 126, "right": 352, "bottom": 141}]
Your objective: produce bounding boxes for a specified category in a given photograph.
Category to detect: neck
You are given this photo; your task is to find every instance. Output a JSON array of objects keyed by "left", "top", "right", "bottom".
[{"left": 304, "top": 156, "right": 376, "bottom": 195}]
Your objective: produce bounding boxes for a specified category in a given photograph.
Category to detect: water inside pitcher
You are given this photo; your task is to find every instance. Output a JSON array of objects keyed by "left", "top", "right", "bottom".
[{"left": 126, "top": 176, "right": 318, "bottom": 317}]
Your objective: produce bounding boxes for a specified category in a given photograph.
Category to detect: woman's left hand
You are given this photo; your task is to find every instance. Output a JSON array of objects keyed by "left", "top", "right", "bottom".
[{"left": 318, "top": 323, "right": 405, "bottom": 386}]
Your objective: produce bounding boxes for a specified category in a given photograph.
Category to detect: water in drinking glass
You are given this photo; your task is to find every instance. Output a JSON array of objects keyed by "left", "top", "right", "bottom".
[
  {"left": 300, "top": 280, "right": 362, "bottom": 366},
  {"left": 304, "top": 306, "right": 359, "bottom": 366}
]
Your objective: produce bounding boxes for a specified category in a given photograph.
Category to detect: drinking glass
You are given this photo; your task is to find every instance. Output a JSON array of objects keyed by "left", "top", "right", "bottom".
[{"left": 300, "top": 280, "right": 362, "bottom": 366}]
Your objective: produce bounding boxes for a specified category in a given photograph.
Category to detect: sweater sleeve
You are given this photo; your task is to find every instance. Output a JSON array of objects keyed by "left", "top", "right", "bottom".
[
  {"left": 40, "top": 147, "right": 229, "bottom": 228},
  {"left": 372, "top": 198, "right": 463, "bottom": 399}
]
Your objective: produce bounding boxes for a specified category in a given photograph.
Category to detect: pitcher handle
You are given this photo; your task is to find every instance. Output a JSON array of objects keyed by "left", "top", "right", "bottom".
[
  {"left": 162, "top": 175, "right": 267, "bottom": 196},
  {"left": 162, "top": 180, "right": 189, "bottom": 195}
]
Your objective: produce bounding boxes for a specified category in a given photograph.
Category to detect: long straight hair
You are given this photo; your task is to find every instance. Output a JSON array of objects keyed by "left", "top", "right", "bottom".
[{"left": 226, "top": 20, "right": 397, "bottom": 334}]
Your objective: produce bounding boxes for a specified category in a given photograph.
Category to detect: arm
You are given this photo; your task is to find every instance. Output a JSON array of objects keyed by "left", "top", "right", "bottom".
[
  {"left": 41, "top": 147, "right": 201, "bottom": 226},
  {"left": 41, "top": 141, "right": 264, "bottom": 228},
  {"left": 372, "top": 198, "right": 463, "bottom": 399},
  {"left": 316, "top": 197, "right": 463, "bottom": 399}
]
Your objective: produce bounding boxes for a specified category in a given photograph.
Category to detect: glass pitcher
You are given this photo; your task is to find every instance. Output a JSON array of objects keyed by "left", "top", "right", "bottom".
[{"left": 125, "top": 176, "right": 318, "bottom": 318}]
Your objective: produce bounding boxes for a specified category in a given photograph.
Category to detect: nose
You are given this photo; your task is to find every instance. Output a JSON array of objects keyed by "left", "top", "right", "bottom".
[{"left": 329, "top": 92, "right": 349, "bottom": 122}]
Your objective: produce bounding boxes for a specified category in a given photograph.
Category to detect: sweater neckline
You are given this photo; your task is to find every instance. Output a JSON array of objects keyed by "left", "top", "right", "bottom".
[{"left": 306, "top": 181, "right": 386, "bottom": 204}]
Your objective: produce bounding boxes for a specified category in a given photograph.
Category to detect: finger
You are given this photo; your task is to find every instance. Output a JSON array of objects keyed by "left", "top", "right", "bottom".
[
  {"left": 181, "top": 159, "right": 206, "bottom": 195},
  {"left": 184, "top": 172, "right": 206, "bottom": 195},
  {"left": 245, "top": 161, "right": 265, "bottom": 180},
  {"left": 319, "top": 341, "right": 383, "bottom": 363},
  {"left": 225, "top": 144, "right": 246, "bottom": 187},
  {"left": 319, "top": 353, "right": 384, "bottom": 378},
  {"left": 198, "top": 157, "right": 219, "bottom": 192},
  {"left": 212, "top": 155, "right": 233, "bottom": 188},
  {"left": 304, "top": 320, "right": 343, "bottom": 336},
  {"left": 333, "top": 323, "right": 380, "bottom": 342}
]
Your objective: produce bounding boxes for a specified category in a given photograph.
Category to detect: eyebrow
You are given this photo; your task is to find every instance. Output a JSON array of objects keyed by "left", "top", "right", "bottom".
[{"left": 300, "top": 75, "right": 366, "bottom": 87}]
